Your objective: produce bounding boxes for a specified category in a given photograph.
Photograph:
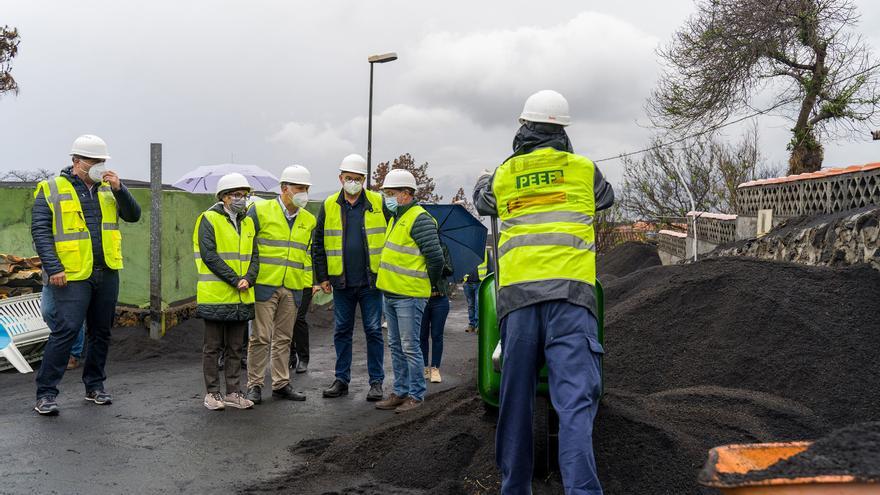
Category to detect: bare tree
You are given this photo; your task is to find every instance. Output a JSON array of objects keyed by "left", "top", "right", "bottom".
[
  {"left": 1, "top": 168, "right": 54, "bottom": 182},
  {"left": 620, "top": 131, "right": 777, "bottom": 221},
  {"left": 1, "top": 26, "right": 20, "bottom": 96},
  {"left": 451, "top": 187, "right": 479, "bottom": 217},
  {"left": 649, "top": 0, "right": 880, "bottom": 174},
  {"left": 712, "top": 126, "right": 783, "bottom": 212},
  {"left": 619, "top": 138, "right": 720, "bottom": 222},
  {"left": 370, "top": 153, "right": 443, "bottom": 203}
]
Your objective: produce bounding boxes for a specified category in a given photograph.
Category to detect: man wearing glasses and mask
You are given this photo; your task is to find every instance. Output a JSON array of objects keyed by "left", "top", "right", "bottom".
[{"left": 312, "top": 153, "right": 391, "bottom": 402}]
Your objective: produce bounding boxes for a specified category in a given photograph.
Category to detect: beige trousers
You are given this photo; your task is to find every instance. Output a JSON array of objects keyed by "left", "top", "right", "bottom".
[{"left": 247, "top": 287, "right": 297, "bottom": 390}]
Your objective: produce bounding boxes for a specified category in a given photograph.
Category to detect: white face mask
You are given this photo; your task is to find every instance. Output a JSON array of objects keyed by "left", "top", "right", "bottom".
[
  {"left": 343, "top": 180, "right": 363, "bottom": 196},
  {"left": 292, "top": 192, "right": 309, "bottom": 208},
  {"left": 87, "top": 163, "right": 107, "bottom": 183}
]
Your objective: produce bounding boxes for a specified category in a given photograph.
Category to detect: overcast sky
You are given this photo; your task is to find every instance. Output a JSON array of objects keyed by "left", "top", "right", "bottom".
[{"left": 3, "top": 1, "right": 880, "bottom": 199}]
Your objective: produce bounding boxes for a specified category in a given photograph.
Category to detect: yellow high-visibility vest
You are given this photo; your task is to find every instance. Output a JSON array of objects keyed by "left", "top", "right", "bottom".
[
  {"left": 322, "top": 190, "right": 387, "bottom": 276},
  {"left": 376, "top": 205, "right": 431, "bottom": 298},
  {"left": 477, "top": 249, "right": 489, "bottom": 280},
  {"left": 33, "top": 176, "right": 123, "bottom": 281},
  {"left": 193, "top": 210, "right": 255, "bottom": 305},
  {"left": 492, "top": 147, "right": 597, "bottom": 288},
  {"left": 253, "top": 199, "right": 316, "bottom": 290}
]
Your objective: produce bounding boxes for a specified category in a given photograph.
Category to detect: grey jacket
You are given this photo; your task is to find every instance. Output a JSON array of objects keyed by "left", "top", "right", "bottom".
[
  {"left": 195, "top": 203, "right": 260, "bottom": 322},
  {"left": 473, "top": 148, "right": 614, "bottom": 320}
]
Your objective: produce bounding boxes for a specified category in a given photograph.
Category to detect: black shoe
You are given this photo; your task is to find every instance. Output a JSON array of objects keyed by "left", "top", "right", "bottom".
[
  {"left": 246, "top": 385, "right": 262, "bottom": 404},
  {"left": 34, "top": 396, "right": 59, "bottom": 415},
  {"left": 366, "top": 382, "right": 384, "bottom": 402},
  {"left": 295, "top": 359, "right": 308, "bottom": 374},
  {"left": 272, "top": 384, "right": 307, "bottom": 401},
  {"left": 85, "top": 390, "right": 112, "bottom": 405},
  {"left": 322, "top": 379, "right": 349, "bottom": 398}
]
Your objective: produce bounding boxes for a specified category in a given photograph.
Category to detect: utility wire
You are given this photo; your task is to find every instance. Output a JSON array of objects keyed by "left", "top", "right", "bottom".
[{"left": 593, "top": 62, "right": 880, "bottom": 164}]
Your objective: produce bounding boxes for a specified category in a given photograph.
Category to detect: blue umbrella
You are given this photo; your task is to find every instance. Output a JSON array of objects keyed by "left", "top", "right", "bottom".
[{"left": 422, "top": 204, "right": 488, "bottom": 281}]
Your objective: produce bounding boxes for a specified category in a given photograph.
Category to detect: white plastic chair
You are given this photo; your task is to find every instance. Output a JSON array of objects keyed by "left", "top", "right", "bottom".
[
  {"left": 0, "top": 321, "right": 32, "bottom": 373},
  {"left": 0, "top": 293, "right": 49, "bottom": 373}
]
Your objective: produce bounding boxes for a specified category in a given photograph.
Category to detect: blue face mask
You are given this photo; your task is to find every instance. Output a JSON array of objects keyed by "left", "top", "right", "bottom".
[{"left": 384, "top": 194, "right": 398, "bottom": 213}]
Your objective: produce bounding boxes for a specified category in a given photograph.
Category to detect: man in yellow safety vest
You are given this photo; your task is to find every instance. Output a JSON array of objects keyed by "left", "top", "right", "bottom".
[
  {"left": 463, "top": 247, "right": 492, "bottom": 333},
  {"left": 31, "top": 135, "right": 141, "bottom": 416},
  {"left": 374, "top": 169, "right": 446, "bottom": 413},
  {"left": 312, "top": 154, "right": 390, "bottom": 401},
  {"left": 473, "top": 90, "right": 615, "bottom": 494},
  {"left": 193, "top": 172, "right": 260, "bottom": 411},
  {"left": 244, "top": 165, "right": 315, "bottom": 404}
]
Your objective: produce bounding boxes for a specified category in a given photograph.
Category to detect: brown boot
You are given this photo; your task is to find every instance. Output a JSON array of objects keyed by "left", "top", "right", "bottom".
[
  {"left": 67, "top": 356, "right": 79, "bottom": 370},
  {"left": 394, "top": 397, "right": 423, "bottom": 413},
  {"left": 375, "top": 393, "right": 408, "bottom": 410}
]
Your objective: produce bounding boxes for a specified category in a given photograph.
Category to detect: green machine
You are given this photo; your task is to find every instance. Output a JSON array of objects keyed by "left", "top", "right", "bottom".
[{"left": 476, "top": 218, "right": 605, "bottom": 476}]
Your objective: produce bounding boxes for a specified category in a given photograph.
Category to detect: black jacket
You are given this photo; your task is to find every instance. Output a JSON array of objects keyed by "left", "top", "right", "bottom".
[
  {"left": 195, "top": 203, "right": 259, "bottom": 322},
  {"left": 312, "top": 190, "right": 391, "bottom": 290},
  {"left": 31, "top": 166, "right": 141, "bottom": 276}
]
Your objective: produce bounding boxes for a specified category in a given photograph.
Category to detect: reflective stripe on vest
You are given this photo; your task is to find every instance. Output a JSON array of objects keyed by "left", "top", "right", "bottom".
[
  {"left": 253, "top": 199, "right": 316, "bottom": 290},
  {"left": 193, "top": 210, "right": 255, "bottom": 305},
  {"left": 376, "top": 205, "right": 431, "bottom": 297},
  {"left": 491, "top": 147, "right": 597, "bottom": 288},
  {"left": 477, "top": 249, "right": 489, "bottom": 279},
  {"left": 34, "top": 176, "right": 123, "bottom": 281},
  {"left": 322, "top": 190, "right": 387, "bottom": 276}
]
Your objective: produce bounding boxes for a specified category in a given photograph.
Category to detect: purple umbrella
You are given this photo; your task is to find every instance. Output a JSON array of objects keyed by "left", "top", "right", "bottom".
[{"left": 172, "top": 164, "right": 281, "bottom": 194}]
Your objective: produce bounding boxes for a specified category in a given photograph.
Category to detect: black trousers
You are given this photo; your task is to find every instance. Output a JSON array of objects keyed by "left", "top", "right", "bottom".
[{"left": 291, "top": 288, "right": 312, "bottom": 363}]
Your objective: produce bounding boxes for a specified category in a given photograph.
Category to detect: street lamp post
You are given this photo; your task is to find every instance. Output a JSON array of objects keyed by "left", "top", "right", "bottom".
[{"left": 366, "top": 52, "right": 398, "bottom": 189}]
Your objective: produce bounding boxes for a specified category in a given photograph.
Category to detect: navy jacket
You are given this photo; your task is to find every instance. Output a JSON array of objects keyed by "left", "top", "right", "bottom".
[
  {"left": 312, "top": 190, "right": 392, "bottom": 290},
  {"left": 31, "top": 166, "right": 141, "bottom": 276}
]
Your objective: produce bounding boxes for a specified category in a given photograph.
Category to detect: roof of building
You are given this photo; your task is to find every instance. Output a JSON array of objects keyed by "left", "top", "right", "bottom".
[
  {"left": 738, "top": 162, "right": 880, "bottom": 188},
  {"left": 686, "top": 211, "right": 738, "bottom": 221}
]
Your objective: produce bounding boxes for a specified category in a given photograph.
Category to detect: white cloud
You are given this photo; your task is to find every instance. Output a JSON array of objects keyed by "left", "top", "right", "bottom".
[{"left": 403, "top": 12, "right": 661, "bottom": 127}]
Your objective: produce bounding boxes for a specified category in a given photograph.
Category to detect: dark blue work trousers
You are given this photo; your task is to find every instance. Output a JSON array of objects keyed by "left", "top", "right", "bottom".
[
  {"left": 496, "top": 301, "right": 604, "bottom": 495},
  {"left": 419, "top": 295, "right": 450, "bottom": 368},
  {"left": 332, "top": 286, "right": 385, "bottom": 384},
  {"left": 36, "top": 268, "right": 119, "bottom": 399}
]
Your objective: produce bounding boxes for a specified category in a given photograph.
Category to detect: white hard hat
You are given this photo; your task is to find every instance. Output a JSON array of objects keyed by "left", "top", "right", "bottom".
[
  {"left": 519, "top": 90, "right": 571, "bottom": 126},
  {"left": 216, "top": 172, "right": 252, "bottom": 198},
  {"left": 280, "top": 164, "right": 312, "bottom": 186},
  {"left": 339, "top": 153, "right": 368, "bottom": 175},
  {"left": 381, "top": 169, "right": 417, "bottom": 190},
  {"left": 70, "top": 134, "right": 111, "bottom": 160}
]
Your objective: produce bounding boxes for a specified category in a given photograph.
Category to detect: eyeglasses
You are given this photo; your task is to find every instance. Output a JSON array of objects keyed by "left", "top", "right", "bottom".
[{"left": 225, "top": 192, "right": 250, "bottom": 200}]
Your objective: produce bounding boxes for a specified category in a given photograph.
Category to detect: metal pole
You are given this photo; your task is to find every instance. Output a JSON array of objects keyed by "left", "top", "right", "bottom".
[
  {"left": 366, "top": 62, "right": 375, "bottom": 189},
  {"left": 673, "top": 165, "right": 698, "bottom": 262},
  {"left": 149, "top": 143, "right": 164, "bottom": 340}
]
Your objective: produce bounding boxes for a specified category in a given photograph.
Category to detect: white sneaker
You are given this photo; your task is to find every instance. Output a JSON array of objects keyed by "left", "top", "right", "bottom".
[
  {"left": 204, "top": 392, "right": 225, "bottom": 410},
  {"left": 223, "top": 392, "right": 254, "bottom": 409},
  {"left": 430, "top": 367, "right": 442, "bottom": 383},
  {"left": 424, "top": 367, "right": 430, "bottom": 379}
]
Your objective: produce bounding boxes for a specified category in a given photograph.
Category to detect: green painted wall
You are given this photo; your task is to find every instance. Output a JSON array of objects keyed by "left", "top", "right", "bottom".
[
  {"left": 0, "top": 186, "right": 326, "bottom": 307},
  {"left": 0, "top": 185, "right": 215, "bottom": 307}
]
